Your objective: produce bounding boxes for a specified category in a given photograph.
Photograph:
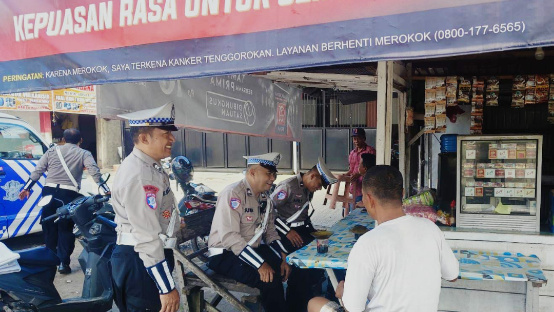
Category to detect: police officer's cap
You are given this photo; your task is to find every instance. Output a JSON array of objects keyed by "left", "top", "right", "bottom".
[
  {"left": 243, "top": 152, "right": 280, "bottom": 173},
  {"left": 117, "top": 102, "right": 178, "bottom": 131},
  {"left": 316, "top": 157, "right": 338, "bottom": 188}
]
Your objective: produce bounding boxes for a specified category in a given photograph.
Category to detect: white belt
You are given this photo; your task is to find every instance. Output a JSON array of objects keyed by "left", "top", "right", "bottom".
[
  {"left": 290, "top": 221, "right": 305, "bottom": 227},
  {"left": 208, "top": 247, "right": 225, "bottom": 257},
  {"left": 117, "top": 232, "right": 176, "bottom": 249},
  {"left": 45, "top": 183, "right": 79, "bottom": 192}
]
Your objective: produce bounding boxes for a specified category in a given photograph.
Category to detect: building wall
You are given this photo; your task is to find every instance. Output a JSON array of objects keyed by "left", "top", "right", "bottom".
[{"left": 96, "top": 119, "right": 122, "bottom": 170}]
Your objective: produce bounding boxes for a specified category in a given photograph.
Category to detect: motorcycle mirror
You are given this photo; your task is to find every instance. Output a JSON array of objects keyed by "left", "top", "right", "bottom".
[
  {"left": 101, "top": 173, "right": 110, "bottom": 183},
  {"left": 38, "top": 195, "right": 53, "bottom": 207}
]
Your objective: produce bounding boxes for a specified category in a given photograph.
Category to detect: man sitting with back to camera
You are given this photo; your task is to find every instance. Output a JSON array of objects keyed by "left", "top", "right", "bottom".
[
  {"left": 271, "top": 157, "right": 338, "bottom": 312},
  {"left": 308, "top": 165, "right": 459, "bottom": 312}
]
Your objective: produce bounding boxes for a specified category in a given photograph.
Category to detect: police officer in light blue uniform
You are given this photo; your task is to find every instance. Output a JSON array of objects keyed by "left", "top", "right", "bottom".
[
  {"left": 207, "top": 153, "right": 291, "bottom": 312},
  {"left": 110, "top": 103, "right": 181, "bottom": 312},
  {"left": 271, "top": 157, "right": 338, "bottom": 312},
  {"left": 18, "top": 128, "right": 108, "bottom": 274}
]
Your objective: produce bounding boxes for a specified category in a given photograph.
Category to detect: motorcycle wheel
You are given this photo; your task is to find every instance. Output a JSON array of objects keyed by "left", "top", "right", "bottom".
[
  {"left": 181, "top": 206, "right": 211, "bottom": 263},
  {"left": 0, "top": 297, "right": 37, "bottom": 312},
  {"left": 190, "top": 236, "right": 209, "bottom": 263}
]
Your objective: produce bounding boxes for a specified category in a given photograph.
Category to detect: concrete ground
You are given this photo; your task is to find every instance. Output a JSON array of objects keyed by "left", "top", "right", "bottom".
[{"left": 55, "top": 169, "right": 349, "bottom": 311}]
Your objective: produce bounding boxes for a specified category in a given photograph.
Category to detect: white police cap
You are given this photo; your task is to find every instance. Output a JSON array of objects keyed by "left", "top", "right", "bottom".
[
  {"left": 243, "top": 152, "right": 281, "bottom": 172},
  {"left": 117, "top": 102, "right": 178, "bottom": 131},
  {"left": 316, "top": 157, "right": 338, "bottom": 187}
]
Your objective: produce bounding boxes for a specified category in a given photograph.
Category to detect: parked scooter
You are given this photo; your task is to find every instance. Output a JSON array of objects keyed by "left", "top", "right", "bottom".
[
  {"left": 171, "top": 156, "right": 217, "bottom": 215},
  {"left": 171, "top": 156, "right": 217, "bottom": 261},
  {"left": 0, "top": 175, "right": 116, "bottom": 312}
]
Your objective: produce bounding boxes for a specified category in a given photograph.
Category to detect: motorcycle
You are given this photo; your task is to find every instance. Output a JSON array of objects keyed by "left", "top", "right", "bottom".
[
  {"left": 171, "top": 156, "right": 217, "bottom": 262},
  {"left": 0, "top": 175, "right": 116, "bottom": 312}
]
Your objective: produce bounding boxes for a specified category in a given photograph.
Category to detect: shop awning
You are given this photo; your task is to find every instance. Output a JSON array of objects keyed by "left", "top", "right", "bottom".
[{"left": 1, "top": 0, "right": 553, "bottom": 93}]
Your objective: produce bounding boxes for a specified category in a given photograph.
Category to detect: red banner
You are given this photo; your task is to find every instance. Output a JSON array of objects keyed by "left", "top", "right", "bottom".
[
  {"left": 1, "top": 0, "right": 553, "bottom": 94},
  {"left": 0, "top": 0, "right": 500, "bottom": 62}
]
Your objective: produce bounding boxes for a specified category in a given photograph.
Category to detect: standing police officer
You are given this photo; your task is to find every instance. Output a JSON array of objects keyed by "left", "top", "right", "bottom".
[
  {"left": 18, "top": 128, "right": 108, "bottom": 274},
  {"left": 207, "top": 153, "right": 291, "bottom": 312},
  {"left": 272, "top": 157, "right": 338, "bottom": 311},
  {"left": 110, "top": 103, "right": 180, "bottom": 312}
]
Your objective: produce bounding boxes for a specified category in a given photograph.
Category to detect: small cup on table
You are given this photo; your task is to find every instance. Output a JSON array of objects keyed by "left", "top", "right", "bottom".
[
  {"left": 316, "top": 238, "right": 329, "bottom": 254},
  {"left": 311, "top": 230, "right": 334, "bottom": 254}
]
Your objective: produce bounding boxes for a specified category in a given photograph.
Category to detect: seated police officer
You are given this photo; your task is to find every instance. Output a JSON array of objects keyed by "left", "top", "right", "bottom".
[
  {"left": 207, "top": 153, "right": 291, "bottom": 312},
  {"left": 272, "top": 157, "right": 338, "bottom": 311},
  {"left": 110, "top": 103, "right": 180, "bottom": 312}
]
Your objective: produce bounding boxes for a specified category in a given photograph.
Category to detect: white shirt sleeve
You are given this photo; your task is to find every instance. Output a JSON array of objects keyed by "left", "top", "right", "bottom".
[
  {"left": 342, "top": 239, "right": 375, "bottom": 312},
  {"left": 438, "top": 231, "right": 459, "bottom": 281}
]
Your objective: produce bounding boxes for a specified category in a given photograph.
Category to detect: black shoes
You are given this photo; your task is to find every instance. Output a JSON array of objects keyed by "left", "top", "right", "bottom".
[{"left": 58, "top": 263, "right": 71, "bottom": 275}]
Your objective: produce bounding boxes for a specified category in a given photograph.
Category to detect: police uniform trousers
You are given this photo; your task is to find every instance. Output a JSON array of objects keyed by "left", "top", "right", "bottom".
[
  {"left": 41, "top": 186, "right": 81, "bottom": 266},
  {"left": 111, "top": 245, "right": 175, "bottom": 312},
  {"left": 278, "top": 223, "right": 325, "bottom": 312},
  {"left": 207, "top": 245, "right": 287, "bottom": 312}
]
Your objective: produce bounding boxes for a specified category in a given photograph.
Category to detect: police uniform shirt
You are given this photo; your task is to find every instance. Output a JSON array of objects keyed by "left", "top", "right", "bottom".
[
  {"left": 208, "top": 178, "right": 288, "bottom": 268},
  {"left": 271, "top": 173, "right": 312, "bottom": 235},
  {"left": 111, "top": 147, "right": 178, "bottom": 291},
  {"left": 26, "top": 143, "right": 102, "bottom": 189}
]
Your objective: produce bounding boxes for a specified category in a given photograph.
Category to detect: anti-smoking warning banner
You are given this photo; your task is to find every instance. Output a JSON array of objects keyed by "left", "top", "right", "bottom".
[
  {"left": 97, "top": 75, "right": 303, "bottom": 141},
  {"left": 1, "top": 0, "right": 553, "bottom": 93}
]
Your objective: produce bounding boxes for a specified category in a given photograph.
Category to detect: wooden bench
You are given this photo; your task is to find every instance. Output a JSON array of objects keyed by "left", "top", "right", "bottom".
[{"left": 174, "top": 208, "right": 261, "bottom": 312}]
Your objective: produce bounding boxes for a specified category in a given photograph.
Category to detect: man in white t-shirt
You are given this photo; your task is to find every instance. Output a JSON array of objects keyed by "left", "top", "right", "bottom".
[{"left": 308, "top": 165, "right": 459, "bottom": 312}]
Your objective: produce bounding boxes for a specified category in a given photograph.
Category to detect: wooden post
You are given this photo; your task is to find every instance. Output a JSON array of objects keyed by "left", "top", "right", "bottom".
[
  {"left": 377, "top": 61, "right": 394, "bottom": 166},
  {"left": 385, "top": 61, "right": 393, "bottom": 165},
  {"left": 376, "top": 62, "right": 387, "bottom": 165},
  {"left": 174, "top": 260, "right": 191, "bottom": 312},
  {"left": 404, "top": 62, "right": 412, "bottom": 194},
  {"left": 189, "top": 287, "right": 205, "bottom": 312},
  {"left": 398, "top": 91, "right": 406, "bottom": 184}
]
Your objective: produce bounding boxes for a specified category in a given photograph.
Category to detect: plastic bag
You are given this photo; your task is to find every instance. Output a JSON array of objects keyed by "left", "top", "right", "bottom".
[
  {"left": 403, "top": 204, "right": 453, "bottom": 226},
  {"left": 402, "top": 189, "right": 435, "bottom": 206}
]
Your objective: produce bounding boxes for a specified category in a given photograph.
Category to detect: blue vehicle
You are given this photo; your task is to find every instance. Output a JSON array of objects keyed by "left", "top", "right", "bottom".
[{"left": 0, "top": 113, "right": 48, "bottom": 240}]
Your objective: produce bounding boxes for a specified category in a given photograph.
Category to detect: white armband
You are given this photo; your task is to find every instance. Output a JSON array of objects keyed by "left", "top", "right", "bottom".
[{"left": 146, "top": 259, "right": 175, "bottom": 294}]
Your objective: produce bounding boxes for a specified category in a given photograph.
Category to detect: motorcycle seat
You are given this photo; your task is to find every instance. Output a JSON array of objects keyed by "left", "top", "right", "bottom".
[
  {"left": 190, "top": 194, "right": 217, "bottom": 204},
  {"left": 17, "top": 246, "right": 60, "bottom": 266},
  {"left": 191, "top": 183, "right": 216, "bottom": 194}
]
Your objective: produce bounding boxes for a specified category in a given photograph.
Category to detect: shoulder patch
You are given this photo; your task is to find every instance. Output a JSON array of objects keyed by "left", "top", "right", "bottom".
[
  {"left": 230, "top": 198, "right": 241, "bottom": 210},
  {"left": 144, "top": 185, "right": 159, "bottom": 210},
  {"left": 144, "top": 185, "right": 159, "bottom": 193},
  {"left": 277, "top": 190, "right": 287, "bottom": 200}
]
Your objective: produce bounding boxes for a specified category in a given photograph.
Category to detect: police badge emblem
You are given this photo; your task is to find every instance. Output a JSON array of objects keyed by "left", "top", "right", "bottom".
[
  {"left": 143, "top": 185, "right": 159, "bottom": 210},
  {"left": 230, "top": 198, "right": 241, "bottom": 209},
  {"left": 277, "top": 190, "right": 287, "bottom": 200},
  {"left": 2, "top": 180, "right": 23, "bottom": 202}
]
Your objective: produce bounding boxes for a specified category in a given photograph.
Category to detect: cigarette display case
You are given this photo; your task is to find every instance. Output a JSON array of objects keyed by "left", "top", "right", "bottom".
[{"left": 456, "top": 135, "right": 542, "bottom": 232}]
